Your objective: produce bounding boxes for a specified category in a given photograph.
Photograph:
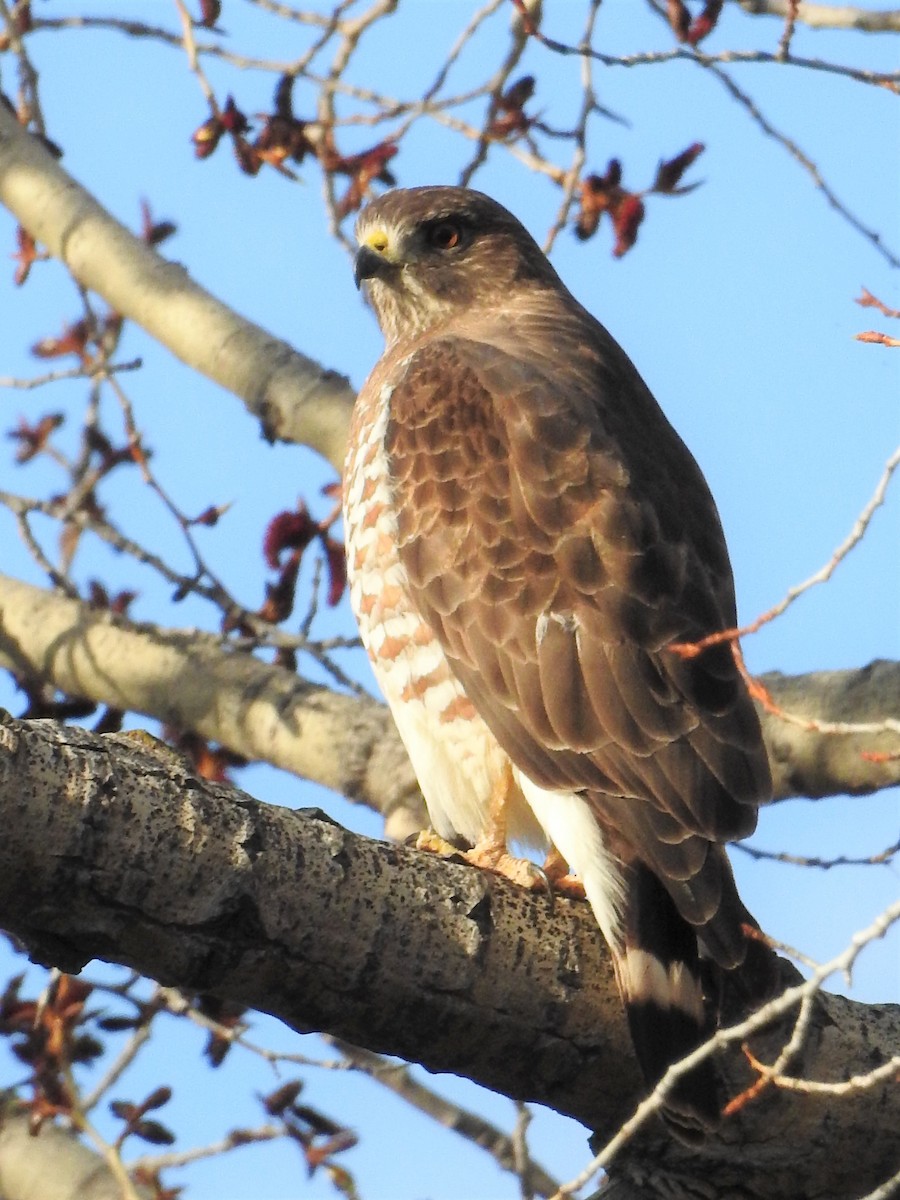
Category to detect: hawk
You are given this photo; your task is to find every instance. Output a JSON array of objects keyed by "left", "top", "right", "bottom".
[{"left": 343, "top": 186, "right": 773, "bottom": 1139}]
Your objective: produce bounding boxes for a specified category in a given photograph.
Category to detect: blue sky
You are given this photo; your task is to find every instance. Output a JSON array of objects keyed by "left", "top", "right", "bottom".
[{"left": 1, "top": 2, "right": 898, "bottom": 1197}]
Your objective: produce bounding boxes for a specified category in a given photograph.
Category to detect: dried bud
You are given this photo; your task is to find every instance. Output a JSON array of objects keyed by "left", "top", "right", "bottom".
[
  {"left": 612, "top": 193, "right": 645, "bottom": 258},
  {"left": 198, "top": 0, "right": 221, "bottom": 29},
  {"left": 220, "top": 95, "right": 250, "bottom": 135},
  {"left": 667, "top": 0, "right": 691, "bottom": 41},
  {"left": 258, "top": 553, "right": 302, "bottom": 624},
  {"left": 8, "top": 412, "right": 64, "bottom": 463},
  {"left": 323, "top": 535, "right": 347, "bottom": 607},
  {"left": 263, "top": 506, "right": 316, "bottom": 569},
  {"left": 139, "top": 199, "right": 177, "bottom": 247},
  {"left": 502, "top": 75, "right": 535, "bottom": 109},
  {"left": 652, "top": 142, "right": 704, "bottom": 194},
  {"left": 687, "top": 0, "right": 724, "bottom": 44},
  {"left": 31, "top": 319, "right": 91, "bottom": 363},
  {"left": 192, "top": 113, "right": 225, "bottom": 160},
  {"left": 263, "top": 1080, "right": 304, "bottom": 1116},
  {"left": 133, "top": 1119, "right": 176, "bottom": 1146},
  {"left": 12, "top": 225, "right": 39, "bottom": 286},
  {"left": 232, "top": 134, "right": 262, "bottom": 177}
]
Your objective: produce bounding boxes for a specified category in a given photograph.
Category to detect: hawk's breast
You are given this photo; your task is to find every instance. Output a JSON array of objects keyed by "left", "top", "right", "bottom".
[{"left": 343, "top": 364, "right": 544, "bottom": 849}]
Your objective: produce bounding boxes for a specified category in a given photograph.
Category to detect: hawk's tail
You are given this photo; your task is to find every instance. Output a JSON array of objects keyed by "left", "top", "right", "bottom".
[{"left": 612, "top": 864, "right": 720, "bottom": 1144}]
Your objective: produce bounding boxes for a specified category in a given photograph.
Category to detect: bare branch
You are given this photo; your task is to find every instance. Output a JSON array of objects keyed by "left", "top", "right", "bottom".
[
  {"left": 734, "top": 0, "right": 900, "bottom": 32},
  {"left": 325, "top": 1037, "right": 561, "bottom": 1199},
  {"left": 0, "top": 102, "right": 354, "bottom": 473},
  {"left": 0, "top": 571, "right": 424, "bottom": 838},
  {"left": 0, "top": 573, "right": 897, "bottom": 814},
  {"left": 0, "top": 1102, "right": 154, "bottom": 1200}
]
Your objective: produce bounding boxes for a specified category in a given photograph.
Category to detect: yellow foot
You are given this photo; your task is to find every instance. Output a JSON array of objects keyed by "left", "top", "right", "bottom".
[
  {"left": 414, "top": 831, "right": 543, "bottom": 891},
  {"left": 414, "top": 830, "right": 466, "bottom": 858},
  {"left": 542, "top": 848, "right": 587, "bottom": 900},
  {"left": 464, "top": 842, "right": 545, "bottom": 891}
]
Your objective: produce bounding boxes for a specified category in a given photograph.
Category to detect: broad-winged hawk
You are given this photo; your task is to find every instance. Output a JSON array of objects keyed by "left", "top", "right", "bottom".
[{"left": 343, "top": 186, "right": 772, "bottom": 1139}]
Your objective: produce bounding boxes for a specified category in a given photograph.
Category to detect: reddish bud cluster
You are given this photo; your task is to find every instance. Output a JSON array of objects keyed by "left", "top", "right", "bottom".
[
  {"left": 576, "top": 163, "right": 646, "bottom": 258},
  {"left": 486, "top": 75, "right": 536, "bottom": 141},
  {"left": 257, "top": 1078, "right": 358, "bottom": 1184},
  {"left": 257, "top": 492, "right": 346, "bottom": 626},
  {"left": 190, "top": 74, "right": 397, "bottom": 211},
  {"left": 87, "top": 581, "right": 137, "bottom": 615},
  {"left": 576, "top": 143, "right": 704, "bottom": 257},
  {"left": 30, "top": 310, "right": 124, "bottom": 367},
  {"left": 318, "top": 137, "right": 399, "bottom": 218},
  {"left": 8, "top": 412, "right": 64, "bottom": 463},
  {"left": 0, "top": 974, "right": 100, "bottom": 1130},
  {"left": 191, "top": 76, "right": 313, "bottom": 180},
  {"left": 667, "top": 0, "right": 724, "bottom": 45},
  {"left": 110, "top": 1086, "right": 175, "bottom": 1148},
  {"left": 85, "top": 424, "right": 150, "bottom": 472}
]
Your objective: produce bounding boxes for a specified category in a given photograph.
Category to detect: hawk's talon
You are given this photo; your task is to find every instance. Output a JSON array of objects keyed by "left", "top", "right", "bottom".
[{"left": 414, "top": 829, "right": 468, "bottom": 859}]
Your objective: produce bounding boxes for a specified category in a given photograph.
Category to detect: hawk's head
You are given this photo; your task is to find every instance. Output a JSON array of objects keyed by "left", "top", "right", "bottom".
[{"left": 354, "top": 186, "right": 560, "bottom": 345}]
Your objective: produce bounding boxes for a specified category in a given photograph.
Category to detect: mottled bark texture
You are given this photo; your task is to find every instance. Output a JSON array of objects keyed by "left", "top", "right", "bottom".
[{"left": 0, "top": 713, "right": 898, "bottom": 1200}]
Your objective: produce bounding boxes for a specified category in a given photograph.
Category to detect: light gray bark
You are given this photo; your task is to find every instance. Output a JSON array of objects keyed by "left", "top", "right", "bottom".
[
  {"left": 734, "top": 0, "right": 900, "bottom": 32},
  {"left": 0, "top": 572, "right": 425, "bottom": 839},
  {"left": 0, "top": 573, "right": 897, "bottom": 821},
  {"left": 0, "top": 712, "right": 897, "bottom": 1200},
  {"left": 0, "top": 1101, "right": 153, "bottom": 1200}
]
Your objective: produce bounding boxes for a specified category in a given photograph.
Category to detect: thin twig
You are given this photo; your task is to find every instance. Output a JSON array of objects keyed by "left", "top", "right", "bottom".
[{"left": 552, "top": 897, "right": 900, "bottom": 1197}]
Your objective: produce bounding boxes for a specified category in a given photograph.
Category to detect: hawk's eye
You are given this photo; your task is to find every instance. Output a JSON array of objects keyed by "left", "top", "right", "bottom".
[{"left": 425, "top": 220, "right": 464, "bottom": 251}]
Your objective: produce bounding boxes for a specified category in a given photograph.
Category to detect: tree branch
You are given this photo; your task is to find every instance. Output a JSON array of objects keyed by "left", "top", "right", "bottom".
[
  {"left": 734, "top": 0, "right": 900, "bottom": 32},
  {"left": 0, "top": 572, "right": 425, "bottom": 839},
  {"left": 0, "top": 1101, "right": 153, "bottom": 1200},
  {"left": 0, "top": 573, "right": 897, "bottom": 814},
  {"left": 0, "top": 712, "right": 897, "bottom": 1199},
  {"left": 0, "top": 101, "right": 355, "bottom": 473}
]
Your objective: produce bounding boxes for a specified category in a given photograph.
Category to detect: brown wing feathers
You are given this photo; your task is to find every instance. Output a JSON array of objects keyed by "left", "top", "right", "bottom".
[{"left": 386, "top": 325, "right": 771, "bottom": 1131}]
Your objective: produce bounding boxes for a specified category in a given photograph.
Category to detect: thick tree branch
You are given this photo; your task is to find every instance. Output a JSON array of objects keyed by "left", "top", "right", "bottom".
[
  {"left": 0, "top": 1102, "right": 153, "bottom": 1200},
  {"left": 0, "top": 101, "right": 354, "bottom": 473},
  {"left": 0, "top": 712, "right": 897, "bottom": 1200},
  {"left": 734, "top": 0, "right": 900, "bottom": 32},
  {"left": 0, "top": 574, "right": 897, "bottom": 815},
  {"left": 760, "top": 661, "right": 900, "bottom": 800},
  {"left": 0, "top": 572, "right": 425, "bottom": 839}
]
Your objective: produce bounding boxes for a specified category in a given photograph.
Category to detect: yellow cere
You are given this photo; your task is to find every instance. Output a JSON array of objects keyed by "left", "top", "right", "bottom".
[{"left": 363, "top": 229, "right": 390, "bottom": 253}]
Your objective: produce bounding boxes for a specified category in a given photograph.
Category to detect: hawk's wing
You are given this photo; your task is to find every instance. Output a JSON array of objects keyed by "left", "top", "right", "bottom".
[{"left": 385, "top": 309, "right": 770, "bottom": 918}]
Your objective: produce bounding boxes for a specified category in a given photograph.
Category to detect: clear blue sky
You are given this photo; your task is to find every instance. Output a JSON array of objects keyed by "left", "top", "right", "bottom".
[{"left": 1, "top": 3, "right": 898, "bottom": 1197}]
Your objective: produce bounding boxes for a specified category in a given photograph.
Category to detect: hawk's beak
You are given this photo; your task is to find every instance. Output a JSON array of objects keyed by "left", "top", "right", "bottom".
[{"left": 354, "top": 245, "right": 389, "bottom": 289}]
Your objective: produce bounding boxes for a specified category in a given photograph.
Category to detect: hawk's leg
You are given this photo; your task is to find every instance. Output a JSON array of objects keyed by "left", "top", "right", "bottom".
[
  {"left": 414, "top": 762, "right": 542, "bottom": 890},
  {"left": 541, "top": 848, "right": 587, "bottom": 900},
  {"left": 456, "top": 760, "right": 542, "bottom": 889}
]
